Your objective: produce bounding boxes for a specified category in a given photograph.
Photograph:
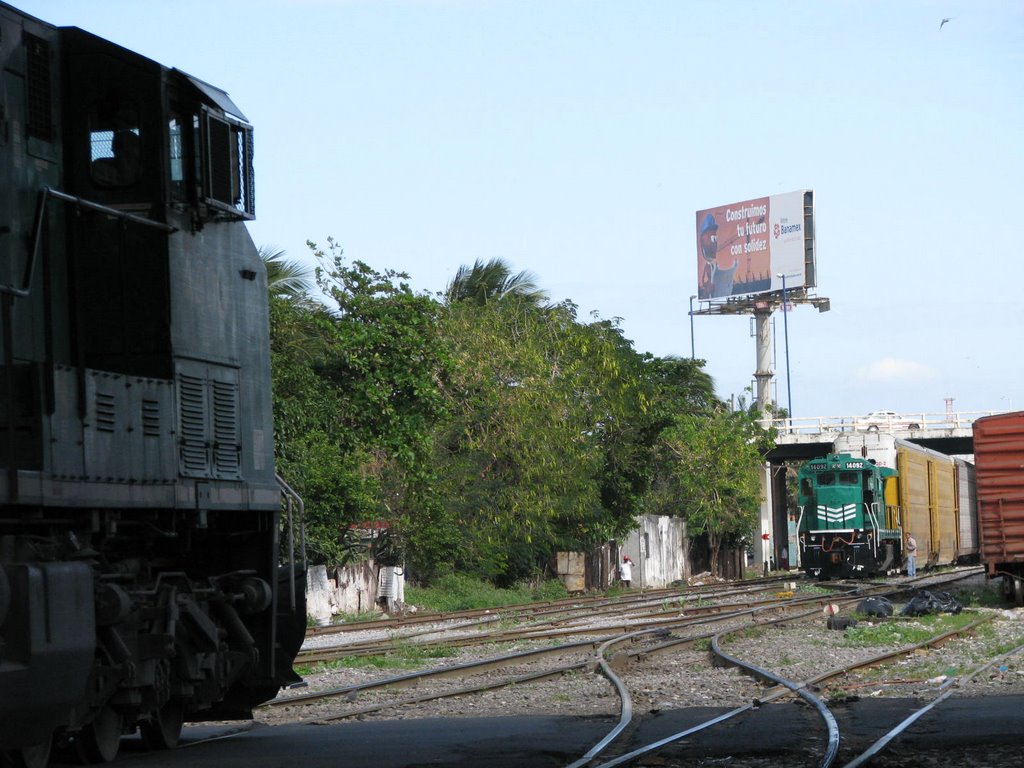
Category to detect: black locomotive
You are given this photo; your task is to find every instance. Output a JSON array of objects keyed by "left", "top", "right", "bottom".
[{"left": 0, "top": 4, "right": 306, "bottom": 765}]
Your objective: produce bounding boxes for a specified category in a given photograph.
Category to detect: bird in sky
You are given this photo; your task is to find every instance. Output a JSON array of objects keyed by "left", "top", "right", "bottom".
[{"left": 939, "top": 17, "right": 953, "bottom": 30}]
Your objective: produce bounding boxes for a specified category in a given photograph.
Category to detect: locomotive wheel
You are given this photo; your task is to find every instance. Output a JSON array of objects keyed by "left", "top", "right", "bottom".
[
  {"left": 7, "top": 737, "right": 52, "bottom": 768},
  {"left": 1015, "top": 577, "right": 1024, "bottom": 608},
  {"left": 75, "top": 706, "right": 122, "bottom": 764},
  {"left": 140, "top": 700, "right": 184, "bottom": 750}
]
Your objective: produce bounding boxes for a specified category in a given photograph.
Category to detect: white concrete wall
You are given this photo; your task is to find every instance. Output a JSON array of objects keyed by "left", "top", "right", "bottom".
[
  {"left": 619, "top": 514, "right": 688, "bottom": 588},
  {"left": 305, "top": 561, "right": 382, "bottom": 624}
]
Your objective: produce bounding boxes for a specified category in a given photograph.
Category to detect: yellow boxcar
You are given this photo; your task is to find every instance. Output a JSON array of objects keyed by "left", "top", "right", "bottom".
[{"left": 896, "top": 443, "right": 959, "bottom": 566}]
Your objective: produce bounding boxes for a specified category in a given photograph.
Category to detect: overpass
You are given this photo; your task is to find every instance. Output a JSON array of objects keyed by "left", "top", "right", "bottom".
[
  {"left": 763, "top": 410, "right": 1000, "bottom": 462},
  {"left": 755, "top": 410, "right": 1004, "bottom": 573}
]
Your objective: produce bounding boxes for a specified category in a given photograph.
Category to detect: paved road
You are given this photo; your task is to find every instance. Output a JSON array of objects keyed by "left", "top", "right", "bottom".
[{"left": 45, "top": 695, "right": 1024, "bottom": 767}]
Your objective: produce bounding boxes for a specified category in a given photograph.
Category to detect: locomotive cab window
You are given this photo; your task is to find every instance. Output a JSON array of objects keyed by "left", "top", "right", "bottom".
[
  {"left": 168, "top": 115, "right": 186, "bottom": 201},
  {"left": 199, "top": 107, "right": 254, "bottom": 220},
  {"left": 89, "top": 101, "right": 142, "bottom": 187}
]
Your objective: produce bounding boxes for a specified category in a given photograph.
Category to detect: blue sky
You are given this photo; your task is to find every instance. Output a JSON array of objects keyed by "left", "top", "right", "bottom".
[{"left": 24, "top": 0, "right": 1024, "bottom": 420}]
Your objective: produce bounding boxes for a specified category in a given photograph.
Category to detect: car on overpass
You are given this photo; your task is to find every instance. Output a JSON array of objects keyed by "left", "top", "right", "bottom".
[{"left": 856, "top": 410, "right": 921, "bottom": 432}]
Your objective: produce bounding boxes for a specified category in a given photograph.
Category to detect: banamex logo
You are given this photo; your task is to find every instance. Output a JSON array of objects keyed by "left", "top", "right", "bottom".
[{"left": 774, "top": 222, "right": 801, "bottom": 239}]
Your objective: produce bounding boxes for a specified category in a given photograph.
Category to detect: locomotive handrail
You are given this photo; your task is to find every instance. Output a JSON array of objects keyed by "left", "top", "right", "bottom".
[
  {"left": 0, "top": 187, "right": 178, "bottom": 299},
  {"left": 865, "top": 502, "right": 882, "bottom": 546},
  {"left": 0, "top": 188, "right": 44, "bottom": 297},
  {"left": 42, "top": 187, "right": 179, "bottom": 233},
  {"left": 276, "top": 473, "right": 307, "bottom": 611}
]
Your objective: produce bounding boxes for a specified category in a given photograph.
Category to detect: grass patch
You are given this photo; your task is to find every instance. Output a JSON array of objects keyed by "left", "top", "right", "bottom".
[
  {"left": 296, "top": 643, "right": 458, "bottom": 675},
  {"left": 840, "top": 612, "right": 979, "bottom": 648},
  {"left": 335, "top": 610, "right": 382, "bottom": 624},
  {"left": 797, "top": 583, "right": 833, "bottom": 595},
  {"left": 406, "top": 573, "right": 569, "bottom": 613},
  {"left": 949, "top": 585, "right": 1005, "bottom": 608},
  {"left": 722, "top": 626, "right": 767, "bottom": 644}
]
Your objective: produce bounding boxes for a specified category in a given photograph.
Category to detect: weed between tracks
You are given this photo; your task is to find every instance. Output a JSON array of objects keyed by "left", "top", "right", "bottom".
[
  {"left": 839, "top": 612, "right": 979, "bottom": 648},
  {"left": 797, "top": 583, "right": 832, "bottom": 595},
  {"left": 949, "top": 584, "right": 1006, "bottom": 608},
  {"left": 294, "top": 643, "right": 458, "bottom": 676}
]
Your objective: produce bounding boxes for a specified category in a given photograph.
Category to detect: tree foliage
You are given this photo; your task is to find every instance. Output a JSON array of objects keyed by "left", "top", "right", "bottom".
[
  {"left": 267, "top": 246, "right": 773, "bottom": 583},
  {"left": 429, "top": 298, "right": 651, "bottom": 581},
  {"left": 444, "top": 258, "right": 549, "bottom": 307},
  {"left": 268, "top": 240, "right": 447, "bottom": 564},
  {"left": 651, "top": 407, "right": 766, "bottom": 574}
]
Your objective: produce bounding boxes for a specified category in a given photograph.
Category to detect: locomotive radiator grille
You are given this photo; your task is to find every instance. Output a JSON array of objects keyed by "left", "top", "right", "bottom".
[
  {"left": 178, "top": 373, "right": 211, "bottom": 477},
  {"left": 211, "top": 379, "right": 241, "bottom": 479},
  {"left": 177, "top": 365, "right": 242, "bottom": 480}
]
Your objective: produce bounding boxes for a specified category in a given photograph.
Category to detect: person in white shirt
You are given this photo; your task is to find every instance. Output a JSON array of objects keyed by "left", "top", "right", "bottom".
[
  {"left": 905, "top": 533, "right": 918, "bottom": 577},
  {"left": 619, "top": 555, "right": 633, "bottom": 588}
]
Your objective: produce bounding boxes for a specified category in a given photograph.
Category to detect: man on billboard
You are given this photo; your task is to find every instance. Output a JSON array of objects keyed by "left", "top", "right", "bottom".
[{"left": 697, "top": 213, "right": 737, "bottom": 299}]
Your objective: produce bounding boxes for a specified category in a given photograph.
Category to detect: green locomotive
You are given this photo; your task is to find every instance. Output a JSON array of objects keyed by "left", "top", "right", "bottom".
[
  {"left": 797, "top": 433, "right": 977, "bottom": 579},
  {"left": 796, "top": 452, "right": 904, "bottom": 578}
]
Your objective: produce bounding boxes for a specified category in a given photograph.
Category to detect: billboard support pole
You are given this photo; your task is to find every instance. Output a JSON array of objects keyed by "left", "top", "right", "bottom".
[
  {"left": 778, "top": 272, "right": 795, "bottom": 426},
  {"left": 753, "top": 308, "right": 773, "bottom": 427},
  {"left": 689, "top": 295, "right": 696, "bottom": 359}
]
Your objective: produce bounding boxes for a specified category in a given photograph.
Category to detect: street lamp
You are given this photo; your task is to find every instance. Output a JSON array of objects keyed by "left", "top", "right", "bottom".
[
  {"left": 777, "top": 274, "right": 793, "bottom": 421},
  {"left": 689, "top": 295, "right": 697, "bottom": 359}
]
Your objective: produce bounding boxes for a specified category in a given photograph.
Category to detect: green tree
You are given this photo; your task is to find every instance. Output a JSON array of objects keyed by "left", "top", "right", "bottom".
[
  {"left": 645, "top": 355, "right": 717, "bottom": 420},
  {"left": 655, "top": 407, "right": 766, "bottom": 575},
  {"left": 432, "top": 297, "right": 650, "bottom": 581},
  {"left": 268, "top": 238, "right": 448, "bottom": 565},
  {"left": 444, "top": 258, "right": 549, "bottom": 307},
  {"left": 260, "top": 246, "right": 315, "bottom": 301}
]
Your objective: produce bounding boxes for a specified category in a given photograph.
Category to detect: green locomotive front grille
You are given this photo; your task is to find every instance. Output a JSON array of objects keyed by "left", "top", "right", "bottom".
[{"left": 814, "top": 502, "right": 858, "bottom": 527}]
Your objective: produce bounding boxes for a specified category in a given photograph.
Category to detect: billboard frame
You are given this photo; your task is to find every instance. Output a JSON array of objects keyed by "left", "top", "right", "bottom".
[{"left": 696, "top": 190, "right": 816, "bottom": 302}]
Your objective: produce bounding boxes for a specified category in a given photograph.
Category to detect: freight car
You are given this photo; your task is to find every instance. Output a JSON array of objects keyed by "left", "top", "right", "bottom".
[
  {"left": 796, "top": 433, "right": 975, "bottom": 579},
  {"left": 973, "top": 411, "right": 1024, "bottom": 606},
  {"left": 0, "top": 4, "right": 306, "bottom": 766}
]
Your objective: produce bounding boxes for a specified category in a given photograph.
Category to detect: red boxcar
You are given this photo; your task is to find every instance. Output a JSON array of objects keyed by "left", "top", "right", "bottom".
[{"left": 973, "top": 411, "right": 1024, "bottom": 605}]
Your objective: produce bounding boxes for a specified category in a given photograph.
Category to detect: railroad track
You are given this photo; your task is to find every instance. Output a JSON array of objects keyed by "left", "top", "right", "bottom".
[
  {"left": 273, "top": 570, "right": 975, "bottom": 705},
  {"left": 569, "top": 568, "right": 1010, "bottom": 767},
  {"left": 295, "top": 576, "right": 821, "bottom": 665},
  {"left": 261, "top": 567, "right": 1018, "bottom": 766}
]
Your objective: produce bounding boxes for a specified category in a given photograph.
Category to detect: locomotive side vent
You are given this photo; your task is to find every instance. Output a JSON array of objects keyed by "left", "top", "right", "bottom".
[
  {"left": 95, "top": 391, "right": 117, "bottom": 433},
  {"left": 178, "top": 373, "right": 211, "bottom": 477},
  {"left": 24, "top": 32, "right": 53, "bottom": 141},
  {"left": 141, "top": 398, "right": 161, "bottom": 437},
  {"left": 211, "top": 379, "right": 241, "bottom": 479}
]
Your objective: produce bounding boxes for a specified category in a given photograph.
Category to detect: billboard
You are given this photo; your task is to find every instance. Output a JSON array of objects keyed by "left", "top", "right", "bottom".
[{"left": 696, "top": 189, "right": 815, "bottom": 300}]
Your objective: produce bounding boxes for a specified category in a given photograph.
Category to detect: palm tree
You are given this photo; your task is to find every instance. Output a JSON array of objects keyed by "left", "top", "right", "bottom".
[
  {"left": 648, "top": 355, "right": 718, "bottom": 414},
  {"left": 260, "top": 246, "right": 323, "bottom": 360},
  {"left": 444, "top": 258, "right": 549, "bottom": 307},
  {"left": 259, "top": 246, "right": 314, "bottom": 302}
]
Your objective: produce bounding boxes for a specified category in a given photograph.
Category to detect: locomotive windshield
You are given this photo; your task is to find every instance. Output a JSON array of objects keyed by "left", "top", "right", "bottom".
[{"left": 815, "top": 471, "right": 860, "bottom": 486}]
